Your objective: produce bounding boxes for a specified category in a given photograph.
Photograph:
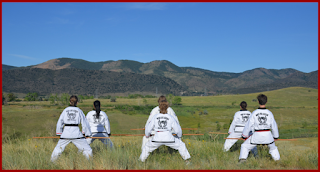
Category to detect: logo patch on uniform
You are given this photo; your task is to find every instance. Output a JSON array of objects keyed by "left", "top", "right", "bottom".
[
  {"left": 93, "top": 114, "right": 101, "bottom": 124},
  {"left": 256, "top": 113, "right": 268, "bottom": 125},
  {"left": 241, "top": 113, "right": 250, "bottom": 123},
  {"left": 157, "top": 117, "right": 169, "bottom": 129},
  {"left": 66, "top": 110, "right": 78, "bottom": 121}
]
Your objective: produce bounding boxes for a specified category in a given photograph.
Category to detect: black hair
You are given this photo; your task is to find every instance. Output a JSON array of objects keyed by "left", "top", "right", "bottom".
[
  {"left": 69, "top": 95, "right": 78, "bottom": 107},
  {"left": 94, "top": 100, "right": 101, "bottom": 119},
  {"left": 257, "top": 94, "right": 267, "bottom": 105},
  {"left": 240, "top": 101, "right": 247, "bottom": 110}
]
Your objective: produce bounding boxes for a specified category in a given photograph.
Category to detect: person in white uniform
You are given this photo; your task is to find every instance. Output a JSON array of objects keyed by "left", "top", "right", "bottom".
[
  {"left": 51, "top": 95, "right": 92, "bottom": 162},
  {"left": 141, "top": 95, "right": 179, "bottom": 150},
  {"left": 139, "top": 100, "right": 191, "bottom": 162},
  {"left": 224, "top": 101, "right": 258, "bottom": 157},
  {"left": 86, "top": 100, "right": 113, "bottom": 148},
  {"left": 239, "top": 94, "right": 280, "bottom": 162}
]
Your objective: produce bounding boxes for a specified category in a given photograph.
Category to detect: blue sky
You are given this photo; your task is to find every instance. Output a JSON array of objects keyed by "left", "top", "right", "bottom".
[{"left": 2, "top": 2, "right": 318, "bottom": 73}]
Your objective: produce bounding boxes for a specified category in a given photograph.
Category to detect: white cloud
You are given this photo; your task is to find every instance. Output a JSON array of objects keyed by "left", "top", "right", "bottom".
[
  {"left": 8, "top": 54, "right": 37, "bottom": 60},
  {"left": 125, "top": 3, "right": 167, "bottom": 10}
]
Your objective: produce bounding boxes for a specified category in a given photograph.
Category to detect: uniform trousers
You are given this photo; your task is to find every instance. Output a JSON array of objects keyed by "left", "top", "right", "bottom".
[
  {"left": 139, "top": 138, "right": 191, "bottom": 162},
  {"left": 51, "top": 138, "right": 92, "bottom": 162},
  {"left": 224, "top": 131, "right": 258, "bottom": 157},
  {"left": 86, "top": 133, "right": 113, "bottom": 148},
  {"left": 239, "top": 138, "right": 280, "bottom": 160}
]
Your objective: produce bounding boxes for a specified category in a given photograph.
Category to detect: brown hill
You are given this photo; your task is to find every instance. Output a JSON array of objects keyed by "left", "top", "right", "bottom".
[{"left": 2, "top": 58, "right": 317, "bottom": 95}]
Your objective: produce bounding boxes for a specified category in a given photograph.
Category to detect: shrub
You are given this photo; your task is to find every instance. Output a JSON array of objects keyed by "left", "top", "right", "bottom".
[
  {"left": 24, "top": 92, "right": 39, "bottom": 101},
  {"left": 173, "top": 96, "right": 182, "bottom": 105},
  {"left": 7, "top": 93, "right": 16, "bottom": 102},
  {"left": 110, "top": 96, "right": 116, "bottom": 102}
]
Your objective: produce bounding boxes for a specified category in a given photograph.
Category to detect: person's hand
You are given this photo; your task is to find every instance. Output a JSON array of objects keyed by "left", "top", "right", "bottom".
[
  {"left": 146, "top": 135, "right": 149, "bottom": 138},
  {"left": 241, "top": 136, "right": 247, "bottom": 140}
]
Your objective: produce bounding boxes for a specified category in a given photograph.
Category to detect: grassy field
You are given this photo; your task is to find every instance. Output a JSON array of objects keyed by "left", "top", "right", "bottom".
[{"left": 2, "top": 87, "right": 318, "bottom": 169}]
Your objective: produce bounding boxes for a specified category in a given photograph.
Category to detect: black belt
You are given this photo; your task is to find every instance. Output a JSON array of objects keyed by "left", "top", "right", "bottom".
[
  {"left": 65, "top": 124, "right": 79, "bottom": 126},
  {"left": 255, "top": 129, "right": 270, "bottom": 131}
]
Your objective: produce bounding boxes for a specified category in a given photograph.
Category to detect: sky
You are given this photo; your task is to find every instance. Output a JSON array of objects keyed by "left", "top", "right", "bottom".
[{"left": 2, "top": 2, "right": 318, "bottom": 73}]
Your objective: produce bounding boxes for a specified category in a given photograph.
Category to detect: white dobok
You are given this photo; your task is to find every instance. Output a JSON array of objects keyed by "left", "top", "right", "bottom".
[
  {"left": 85, "top": 110, "right": 113, "bottom": 148},
  {"left": 141, "top": 106, "right": 179, "bottom": 149},
  {"left": 51, "top": 106, "right": 92, "bottom": 162},
  {"left": 224, "top": 110, "right": 252, "bottom": 151},
  {"left": 139, "top": 113, "right": 190, "bottom": 162},
  {"left": 239, "top": 108, "right": 280, "bottom": 160}
]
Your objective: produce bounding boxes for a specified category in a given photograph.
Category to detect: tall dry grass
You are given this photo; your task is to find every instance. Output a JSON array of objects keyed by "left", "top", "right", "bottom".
[{"left": 2, "top": 136, "right": 317, "bottom": 169}]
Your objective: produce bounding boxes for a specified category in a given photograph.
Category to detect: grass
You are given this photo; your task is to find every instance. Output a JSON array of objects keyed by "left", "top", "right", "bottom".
[
  {"left": 2, "top": 136, "right": 318, "bottom": 169},
  {"left": 2, "top": 87, "right": 318, "bottom": 169}
]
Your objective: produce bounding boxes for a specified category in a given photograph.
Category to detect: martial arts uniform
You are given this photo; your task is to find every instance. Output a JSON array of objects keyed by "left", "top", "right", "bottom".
[
  {"left": 51, "top": 106, "right": 92, "bottom": 162},
  {"left": 141, "top": 106, "right": 179, "bottom": 149},
  {"left": 239, "top": 108, "right": 280, "bottom": 160},
  {"left": 139, "top": 113, "right": 190, "bottom": 162},
  {"left": 85, "top": 110, "right": 113, "bottom": 148},
  {"left": 224, "top": 110, "right": 253, "bottom": 151}
]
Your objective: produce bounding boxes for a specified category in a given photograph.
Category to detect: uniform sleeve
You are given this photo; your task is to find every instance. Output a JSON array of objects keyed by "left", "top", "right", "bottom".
[
  {"left": 145, "top": 115, "right": 156, "bottom": 136},
  {"left": 228, "top": 113, "right": 237, "bottom": 134},
  {"left": 168, "top": 107, "right": 180, "bottom": 125},
  {"left": 56, "top": 110, "right": 65, "bottom": 136},
  {"left": 145, "top": 107, "right": 157, "bottom": 128},
  {"left": 270, "top": 113, "right": 279, "bottom": 139},
  {"left": 80, "top": 110, "right": 92, "bottom": 137},
  {"left": 242, "top": 112, "right": 254, "bottom": 138},
  {"left": 103, "top": 112, "right": 111, "bottom": 135},
  {"left": 172, "top": 116, "right": 182, "bottom": 138}
]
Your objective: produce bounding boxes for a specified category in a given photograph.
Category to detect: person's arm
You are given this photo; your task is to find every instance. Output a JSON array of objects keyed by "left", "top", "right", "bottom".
[
  {"left": 172, "top": 116, "right": 182, "bottom": 138},
  {"left": 270, "top": 112, "right": 279, "bottom": 140},
  {"left": 145, "top": 107, "right": 157, "bottom": 128},
  {"left": 103, "top": 112, "right": 111, "bottom": 136},
  {"left": 80, "top": 110, "right": 92, "bottom": 137},
  {"left": 56, "top": 110, "right": 65, "bottom": 136},
  {"left": 242, "top": 112, "right": 254, "bottom": 138},
  {"left": 228, "top": 113, "right": 237, "bottom": 134},
  {"left": 145, "top": 115, "right": 156, "bottom": 137}
]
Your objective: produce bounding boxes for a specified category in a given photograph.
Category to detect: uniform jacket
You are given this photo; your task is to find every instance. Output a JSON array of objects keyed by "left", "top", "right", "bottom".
[
  {"left": 146, "top": 106, "right": 179, "bottom": 135},
  {"left": 228, "top": 110, "right": 252, "bottom": 134},
  {"left": 242, "top": 108, "right": 279, "bottom": 144},
  {"left": 145, "top": 113, "right": 182, "bottom": 143},
  {"left": 86, "top": 110, "right": 111, "bottom": 135},
  {"left": 56, "top": 106, "right": 92, "bottom": 139}
]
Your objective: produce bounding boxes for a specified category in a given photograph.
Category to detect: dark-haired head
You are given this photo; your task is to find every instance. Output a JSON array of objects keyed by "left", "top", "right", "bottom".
[
  {"left": 69, "top": 95, "right": 78, "bottom": 107},
  {"left": 158, "top": 95, "right": 167, "bottom": 104},
  {"left": 257, "top": 94, "right": 267, "bottom": 105},
  {"left": 94, "top": 100, "right": 101, "bottom": 119},
  {"left": 159, "top": 100, "right": 168, "bottom": 114},
  {"left": 240, "top": 101, "right": 247, "bottom": 110}
]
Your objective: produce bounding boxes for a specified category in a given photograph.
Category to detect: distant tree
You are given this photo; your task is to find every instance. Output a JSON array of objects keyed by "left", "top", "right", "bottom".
[
  {"left": 49, "top": 94, "right": 59, "bottom": 105},
  {"left": 60, "top": 93, "right": 70, "bottom": 106},
  {"left": 143, "top": 98, "right": 148, "bottom": 106},
  {"left": 7, "top": 93, "right": 16, "bottom": 102},
  {"left": 223, "top": 123, "right": 229, "bottom": 129},
  {"left": 2, "top": 93, "right": 7, "bottom": 105},
  {"left": 110, "top": 96, "right": 116, "bottom": 102},
  {"left": 24, "top": 92, "right": 38, "bottom": 101},
  {"left": 167, "top": 94, "right": 174, "bottom": 106},
  {"left": 173, "top": 96, "right": 182, "bottom": 105}
]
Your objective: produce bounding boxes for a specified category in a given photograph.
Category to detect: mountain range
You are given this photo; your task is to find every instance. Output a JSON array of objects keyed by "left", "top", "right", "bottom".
[{"left": 2, "top": 58, "right": 318, "bottom": 95}]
